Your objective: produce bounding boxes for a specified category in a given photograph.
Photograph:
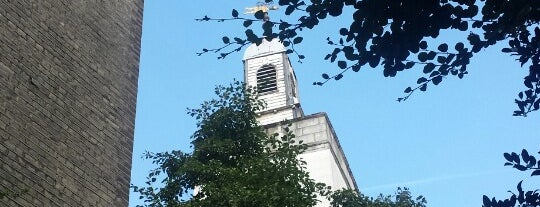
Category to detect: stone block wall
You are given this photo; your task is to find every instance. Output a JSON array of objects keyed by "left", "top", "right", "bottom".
[
  {"left": 0, "top": 1, "right": 143, "bottom": 206},
  {"left": 264, "top": 112, "right": 357, "bottom": 206}
]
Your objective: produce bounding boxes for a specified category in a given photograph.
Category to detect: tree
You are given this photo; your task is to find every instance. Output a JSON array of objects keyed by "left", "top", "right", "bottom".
[
  {"left": 482, "top": 149, "right": 540, "bottom": 207},
  {"left": 132, "top": 81, "right": 328, "bottom": 206},
  {"left": 330, "top": 187, "right": 427, "bottom": 207},
  {"left": 197, "top": 0, "right": 540, "bottom": 116}
]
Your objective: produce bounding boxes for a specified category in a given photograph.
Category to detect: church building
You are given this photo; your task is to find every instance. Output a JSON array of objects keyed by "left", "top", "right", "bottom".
[{"left": 243, "top": 39, "right": 358, "bottom": 206}]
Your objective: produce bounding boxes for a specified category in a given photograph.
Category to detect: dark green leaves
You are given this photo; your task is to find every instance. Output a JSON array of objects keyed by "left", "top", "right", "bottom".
[
  {"left": 254, "top": 10, "right": 265, "bottom": 19},
  {"left": 438, "top": 43, "right": 448, "bottom": 52},
  {"left": 134, "top": 82, "right": 326, "bottom": 207},
  {"left": 418, "top": 52, "right": 428, "bottom": 62},
  {"left": 285, "top": 5, "right": 295, "bottom": 15},
  {"left": 339, "top": 28, "right": 348, "bottom": 36},
  {"left": 222, "top": 36, "right": 230, "bottom": 44},
  {"left": 423, "top": 63, "right": 436, "bottom": 73},
  {"left": 330, "top": 188, "right": 427, "bottom": 207},
  {"left": 432, "top": 76, "right": 442, "bottom": 85},
  {"left": 337, "top": 61, "right": 347, "bottom": 69},
  {"left": 455, "top": 42, "right": 464, "bottom": 51},
  {"left": 243, "top": 20, "right": 252, "bottom": 27},
  {"left": 203, "top": 0, "right": 540, "bottom": 116},
  {"left": 419, "top": 41, "right": 428, "bottom": 50},
  {"left": 322, "top": 73, "right": 329, "bottom": 79},
  {"left": 293, "top": 37, "right": 303, "bottom": 44},
  {"left": 417, "top": 77, "right": 427, "bottom": 84},
  {"left": 404, "top": 87, "right": 412, "bottom": 93}
]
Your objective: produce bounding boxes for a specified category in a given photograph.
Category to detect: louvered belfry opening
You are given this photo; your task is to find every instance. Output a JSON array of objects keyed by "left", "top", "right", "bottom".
[{"left": 257, "top": 64, "right": 277, "bottom": 93}]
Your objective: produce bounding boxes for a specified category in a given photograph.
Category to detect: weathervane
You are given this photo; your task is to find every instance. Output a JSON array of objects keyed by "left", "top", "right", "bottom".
[{"left": 244, "top": 1, "right": 279, "bottom": 21}]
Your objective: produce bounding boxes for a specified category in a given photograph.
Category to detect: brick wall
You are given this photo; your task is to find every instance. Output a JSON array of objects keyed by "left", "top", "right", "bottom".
[{"left": 0, "top": 1, "right": 143, "bottom": 206}]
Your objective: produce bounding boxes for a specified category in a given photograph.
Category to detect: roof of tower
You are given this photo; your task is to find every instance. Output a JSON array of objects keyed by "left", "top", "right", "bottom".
[{"left": 243, "top": 38, "right": 286, "bottom": 60}]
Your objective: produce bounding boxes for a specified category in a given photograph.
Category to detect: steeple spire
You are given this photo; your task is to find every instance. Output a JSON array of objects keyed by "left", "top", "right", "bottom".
[{"left": 243, "top": 38, "right": 303, "bottom": 126}]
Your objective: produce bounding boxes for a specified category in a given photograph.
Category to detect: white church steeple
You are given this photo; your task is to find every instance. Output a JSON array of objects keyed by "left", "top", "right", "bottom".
[
  {"left": 242, "top": 38, "right": 358, "bottom": 207},
  {"left": 243, "top": 39, "right": 303, "bottom": 125}
]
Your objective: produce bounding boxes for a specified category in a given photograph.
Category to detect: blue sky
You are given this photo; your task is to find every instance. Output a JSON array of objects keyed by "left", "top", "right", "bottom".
[{"left": 129, "top": 1, "right": 540, "bottom": 206}]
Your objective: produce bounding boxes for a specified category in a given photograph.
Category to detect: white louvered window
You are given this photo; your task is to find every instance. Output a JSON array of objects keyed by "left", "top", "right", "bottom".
[{"left": 257, "top": 65, "right": 277, "bottom": 93}]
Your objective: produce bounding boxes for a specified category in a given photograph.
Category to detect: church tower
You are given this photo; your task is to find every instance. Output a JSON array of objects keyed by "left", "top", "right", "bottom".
[
  {"left": 243, "top": 39, "right": 303, "bottom": 125},
  {"left": 243, "top": 39, "right": 358, "bottom": 206}
]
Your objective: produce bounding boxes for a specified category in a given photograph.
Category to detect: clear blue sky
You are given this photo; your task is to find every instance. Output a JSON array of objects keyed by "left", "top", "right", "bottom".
[{"left": 130, "top": 1, "right": 540, "bottom": 206}]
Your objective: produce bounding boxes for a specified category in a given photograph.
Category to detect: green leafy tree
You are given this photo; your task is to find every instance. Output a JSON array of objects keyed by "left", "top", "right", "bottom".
[
  {"left": 482, "top": 149, "right": 540, "bottom": 207},
  {"left": 330, "top": 187, "right": 427, "bottom": 207},
  {"left": 132, "top": 81, "right": 328, "bottom": 207},
  {"left": 197, "top": 0, "right": 540, "bottom": 116}
]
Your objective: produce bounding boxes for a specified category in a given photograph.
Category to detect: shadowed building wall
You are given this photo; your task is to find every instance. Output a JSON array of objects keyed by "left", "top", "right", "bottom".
[{"left": 0, "top": 1, "right": 143, "bottom": 206}]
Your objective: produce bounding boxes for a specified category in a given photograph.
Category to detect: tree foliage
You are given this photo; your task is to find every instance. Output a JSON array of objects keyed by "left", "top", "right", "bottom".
[
  {"left": 197, "top": 0, "right": 540, "bottom": 116},
  {"left": 483, "top": 149, "right": 540, "bottom": 207},
  {"left": 330, "top": 187, "right": 427, "bottom": 207},
  {"left": 132, "top": 81, "right": 328, "bottom": 207}
]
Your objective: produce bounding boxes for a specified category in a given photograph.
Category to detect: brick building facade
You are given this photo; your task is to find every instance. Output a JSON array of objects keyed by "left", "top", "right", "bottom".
[{"left": 0, "top": 1, "right": 143, "bottom": 206}]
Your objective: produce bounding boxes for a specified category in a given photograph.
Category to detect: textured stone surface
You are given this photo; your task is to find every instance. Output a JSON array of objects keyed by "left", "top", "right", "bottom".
[
  {"left": 264, "top": 113, "right": 358, "bottom": 207},
  {"left": 0, "top": 1, "right": 143, "bottom": 206}
]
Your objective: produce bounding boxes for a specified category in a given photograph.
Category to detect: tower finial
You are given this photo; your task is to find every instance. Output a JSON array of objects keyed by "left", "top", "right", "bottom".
[{"left": 244, "top": 1, "right": 279, "bottom": 21}]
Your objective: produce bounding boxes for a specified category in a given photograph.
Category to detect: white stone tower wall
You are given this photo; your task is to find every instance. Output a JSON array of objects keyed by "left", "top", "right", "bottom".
[{"left": 265, "top": 113, "right": 358, "bottom": 206}]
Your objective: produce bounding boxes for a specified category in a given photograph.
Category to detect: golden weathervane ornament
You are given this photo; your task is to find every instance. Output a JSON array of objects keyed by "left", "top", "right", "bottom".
[{"left": 244, "top": 1, "right": 279, "bottom": 21}]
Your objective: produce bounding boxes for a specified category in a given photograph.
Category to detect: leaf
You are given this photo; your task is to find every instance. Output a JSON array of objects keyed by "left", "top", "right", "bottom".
[
  {"left": 423, "top": 63, "right": 436, "bottom": 73},
  {"left": 335, "top": 74, "right": 343, "bottom": 80},
  {"left": 532, "top": 170, "right": 540, "bottom": 176},
  {"left": 419, "top": 41, "right": 428, "bottom": 50},
  {"left": 222, "top": 36, "right": 230, "bottom": 44},
  {"left": 522, "top": 149, "right": 530, "bottom": 162},
  {"left": 404, "top": 87, "right": 412, "bottom": 93},
  {"left": 418, "top": 52, "right": 428, "bottom": 62},
  {"left": 417, "top": 77, "right": 428, "bottom": 84},
  {"left": 283, "top": 41, "right": 290, "bottom": 47},
  {"left": 232, "top": 9, "right": 239, "bottom": 18},
  {"left": 352, "top": 64, "right": 361, "bottom": 72},
  {"left": 254, "top": 10, "right": 265, "bottom": 19},
  {"left": 482, "top": 195, "right": 491, "bottom": 206},
  {"left": 455, "top": 42, "right": 464, "bottom": 51},
  {"left": 293, "top": 37, "right": 303, "bottom": 44},
  {"left": 438, "top": 43, "right": 448, "bottom": 52},
  {"left": 285, "top": 5, "right": 295, "bottom": 15},
  {"left": 436, "top": 56, "right": 446, "bottom": 64},
  {"left": 324, "top": 54, "right": 332, "bottom": 60},
  {"left": 432, "top": 76, "right": 443, "bottom": 85},
  {"left": 472, "top": 21, "right": 483, "bottom": 28},
  {"left": 339, "top": 28, "right": 348, "bottom": 36},
  {"left": 243, "top": 20, "right": 253, "bottom": 27},
  {"left": 515, "top": 164, "right": 527, "bottom": 171},
  {"left": 504, "top": 153, "right": 513, "bottom": 162},
  {"left": 512, "top": 152, "right": 520, "bottom": 164},
  {"left": 405, "top": 62, "right": 415, "bottom": 69},
  {"left": 458, "top": 21, "right": 468, "bottom": 31},
  {"left": 337, "top": 61, "right": 347, "bottom": 69},
  {"left": 502, "top": 48, "right": 512, "bottom": 53},
  {"left": 322, "top": 73, "right": 330, "bottom": 79},
  {"left": 420, "top": 84, "right": 427, "bottom": 91}
]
